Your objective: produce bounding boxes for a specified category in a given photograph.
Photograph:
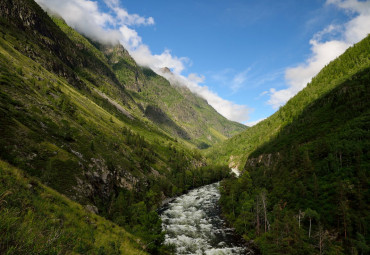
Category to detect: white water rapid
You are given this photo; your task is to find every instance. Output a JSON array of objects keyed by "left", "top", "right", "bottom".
[{"left": 160, "top": 183, "right": 253, "bottom": 255}]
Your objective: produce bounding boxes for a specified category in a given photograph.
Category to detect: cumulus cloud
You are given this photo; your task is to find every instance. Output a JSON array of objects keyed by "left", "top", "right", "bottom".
[
  {"left": 267, "top": 0, "right": 370, "bottom": 109},
  {"left": 103, "top": 0, "right": 154, "bottom": 26},
  {"left": 35, "top": 0, "right": 154, "bottom": 46},
  {"left": 268, "top": 39, "right": 349, "bottom": 108},
  {"left": 36, "top": 0, "right": 122, "bottom": 44},
  {"left": 35, "top": 0, "right": 250, "bottom": 122},
  {"left": 131, "top": 46, "right": 188, "bottom": 74}
]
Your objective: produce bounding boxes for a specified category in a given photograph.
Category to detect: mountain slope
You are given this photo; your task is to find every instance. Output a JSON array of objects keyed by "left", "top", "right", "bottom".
[
  {"left": 208, "top": 35, "right": 370, "bottom": 167},
  {"left": 0, "top": 160, "right": 146, "bottom": 254},
  {"left": 47, "top": 10, "right": 246, "bottom": 148},
  {"left": 0, "top": 0, "right": 229, "bottom": 203},
  {"left": 218, "top": 35, "right": 370, "bottom": 254},
  {"left": 0, "top": 0, "right": 232, "bottom": 253},
  {"left": 97, "top": 42, "right": 246, "bottom": 148}
]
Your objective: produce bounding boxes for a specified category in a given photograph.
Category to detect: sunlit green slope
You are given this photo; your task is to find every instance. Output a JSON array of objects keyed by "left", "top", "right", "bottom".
[
  {"left": 50, "top": 15, "right": 246, "bottom": 149},
  {"left": 99, "top": 42, "right": 246, "bottom": 149},
  {"left": 0, "top": 160, "right": 146, "bottom": 254},
  {"left": 0, "top": 0, "right": 231, "bottom": 253}
]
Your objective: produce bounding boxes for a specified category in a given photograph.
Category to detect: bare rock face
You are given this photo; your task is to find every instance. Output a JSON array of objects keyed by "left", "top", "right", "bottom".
[
  {"left": 160, "top": 67, "right": 172, "bottom": 74},
  {"left": 245, "top": 152, "right": 280, "bottom": 168},
  {"left": 79, "top": 157, "right": 116, "bottom": 200},
  {"left": 84, "top": 204, "right": 99, "bottom": 214},
  {"left": 0, "top": 0, "right": 86, "bottom": 89},
  {"left": 74, "top": 156, "right": 141, "bottom": 206},
  {"left": 100, "top": 44, "right": 131, "bottom": 64}
]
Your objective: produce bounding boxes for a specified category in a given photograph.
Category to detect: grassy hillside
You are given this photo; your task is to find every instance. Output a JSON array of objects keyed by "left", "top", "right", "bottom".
[
  {"left": 48, "top": 10, "right": 246, "bottom": 149},
  {"left": 219, "top": 36, "right": 370, "bottom": 254},
  {"left": 0, "top": 0, "right": 232, "bottom": 253},
  {"left": 0, "top": 160, "right": 146, "bottom": 254},
  {"left": 207, "top": 35, "right": 370, "bottom": 167}
]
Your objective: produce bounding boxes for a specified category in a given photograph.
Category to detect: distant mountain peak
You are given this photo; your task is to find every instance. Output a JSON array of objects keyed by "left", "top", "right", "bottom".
[{"left": 160, "top": 67, "right": 172, "bottom": 74}]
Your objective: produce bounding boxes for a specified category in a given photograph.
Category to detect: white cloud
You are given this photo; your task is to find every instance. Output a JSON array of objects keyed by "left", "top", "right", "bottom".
[
  {"left": 130, "top": 46, "right": 188, "bottom": 74},
  {"left": 344, "top": 12, "right": 370, "bottom": 42},
  {"left": 327, "top": 0, "right": 370, "bottom": 14},
  {"left": 188, "top": 73, "right": 205, "bottom": 83},
  {"left": 103, "top": 0, "right": 155, "bottom": 26},
  {"left": 268, "top": 39, "right": 349, "bottom": 108},
  {"left": 231, "top": 68, "right": 251, "bottom": 92},
  {"left": 35, "top": 0, "right": 250, "bottom": 122},
  {"left": 36, "top": 0, "right": 123, "bottom": 44},
  {"left": 267, "top": 0, "right": 370, "bottom": 109},
  {"left": 245, "top": 117, "right": 266, "bottom": 127},
  {"left": 210, "top": 68, "right": 251, "bottom": 93},
  {"left": 118, "top": 26, "right": 142, "bottom": 48},
  {"left": 259, "top": 91, "right": 269, "bottom": 96}
]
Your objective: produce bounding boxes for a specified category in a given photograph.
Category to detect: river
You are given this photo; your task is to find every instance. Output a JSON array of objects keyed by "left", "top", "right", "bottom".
[{"left": 160, "top": 183, "right": 254, "bottom": 255}]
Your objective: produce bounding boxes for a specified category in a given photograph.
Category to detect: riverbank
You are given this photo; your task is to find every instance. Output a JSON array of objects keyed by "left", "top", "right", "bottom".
[{"left": 160, "top": 183, "right": 254, "bottom": 254}]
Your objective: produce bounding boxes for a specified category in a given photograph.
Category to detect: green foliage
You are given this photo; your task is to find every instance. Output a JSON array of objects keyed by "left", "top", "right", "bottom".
[
  {"left": 219, "top": 36, "right": 370, "bottom": 254},
  {"left": 0, "top": 1, "right": 236, "bottom": 253},
  {"left": 207, "top": 35, "right": 370, "bottom": 167},
  {"left": 0, "top": 160, "right": 145, "bottom": 254}
]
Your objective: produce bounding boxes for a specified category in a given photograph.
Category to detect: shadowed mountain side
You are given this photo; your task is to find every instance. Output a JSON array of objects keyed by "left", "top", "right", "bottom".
[
  {"left": 207, "top": 34, "right": 370, "bottom": 167},
  {"left": 145, "top": 105, "right": 191, "bottom": 140},
  {"left": 248, "top": 67, "right": 370, "bottom": 159},
  {"left": 219, "top": 37, "right": 370, "bottom": 255}
]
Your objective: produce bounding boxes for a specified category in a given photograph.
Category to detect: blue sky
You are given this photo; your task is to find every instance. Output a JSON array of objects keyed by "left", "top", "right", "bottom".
[{"left": 36, "top": 0, "right": 370, "bottom": 125}]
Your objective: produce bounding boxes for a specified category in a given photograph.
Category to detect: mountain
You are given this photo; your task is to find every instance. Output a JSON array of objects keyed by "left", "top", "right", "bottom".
[
  {"left": 207, "top": 35, "right": 370, "bottom": 168},
  {"left": 2, "top": 0, "right": 368, "bottom": 254},
  {"left": 95, "top": 38, "right": 246, "bottom": 149},
  {"left": 0, "top": 0, "right": 233, "bottom": 253},
  {"left": 49, "top": 13, "right": 246, "bottom": 149},
  {"left": 218, "top": 35, "right": 370, "bottom": 254},
  {"left": 49, "top": 14, "right": 246, "bottom": 150}
]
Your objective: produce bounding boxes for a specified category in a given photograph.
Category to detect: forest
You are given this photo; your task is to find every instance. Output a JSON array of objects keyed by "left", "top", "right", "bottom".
[{"left": 219, "top": 36, "right": 370, "bottom": 255}]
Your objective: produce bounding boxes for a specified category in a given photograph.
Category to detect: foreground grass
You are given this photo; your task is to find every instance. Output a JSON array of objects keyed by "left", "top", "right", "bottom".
[{"left": 0, "top": 160, "right": 146, "bottom": 255}]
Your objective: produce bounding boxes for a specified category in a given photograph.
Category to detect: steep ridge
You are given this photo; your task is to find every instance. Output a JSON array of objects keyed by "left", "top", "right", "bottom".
[
  {"left": 207, "top": 35, "right": 370, "bottom": 168},
  {"left": 96, "top": 41, "right": 246, "bottom": 148},
  {"left": 50, "top": 13, "right": 245, "bottom": 148},
  {"left": 0, "top": 0, "right": 232, "bottom": 253},
  {"left": 219, "top": 36, "right": 370, "bottom": 254}
]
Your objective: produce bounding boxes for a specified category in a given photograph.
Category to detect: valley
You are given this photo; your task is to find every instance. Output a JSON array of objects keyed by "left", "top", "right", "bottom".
[{"left": 0, "top": 0, "right": 369, "bottom": 254}]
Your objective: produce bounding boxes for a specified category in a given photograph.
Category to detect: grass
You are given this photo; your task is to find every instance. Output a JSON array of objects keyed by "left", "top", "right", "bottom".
[
  {"left": 0, "top": 159, "right": 146, "bottom": 255},
  {"left": 0, "top": 2, "right": 239, "bottom": 252}
]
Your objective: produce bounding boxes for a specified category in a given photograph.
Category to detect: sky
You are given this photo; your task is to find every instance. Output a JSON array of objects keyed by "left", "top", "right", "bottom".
[{"left": 35, "top": 0, "right": 370, "bottom": 125}]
